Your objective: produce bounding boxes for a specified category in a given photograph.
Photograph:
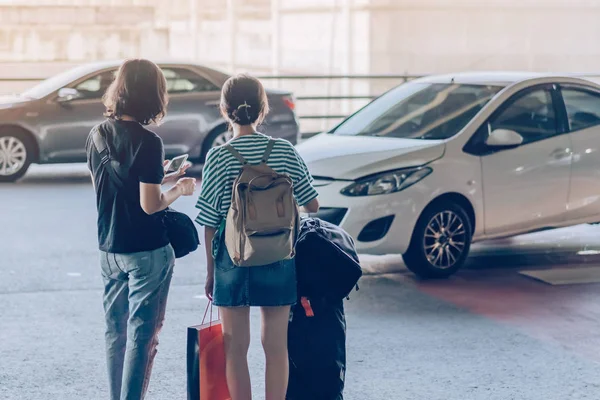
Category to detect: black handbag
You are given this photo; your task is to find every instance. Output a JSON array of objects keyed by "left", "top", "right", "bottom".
[
  {"left": 91, "top": 126, "right": 199, "bottom": 258},
  {"left": 163, "top": 207, "right": 200, "bottom": 258}
]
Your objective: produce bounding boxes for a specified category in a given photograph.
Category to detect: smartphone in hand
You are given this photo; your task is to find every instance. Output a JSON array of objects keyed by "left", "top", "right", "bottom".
[{"left": 164, "top": 154, "right": 189, "bottom": 178}]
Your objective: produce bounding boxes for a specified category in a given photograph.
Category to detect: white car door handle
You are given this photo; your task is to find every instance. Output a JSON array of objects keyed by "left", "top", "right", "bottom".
[{"left": 550, "top": 148, "right": 570, "bottom": 159}]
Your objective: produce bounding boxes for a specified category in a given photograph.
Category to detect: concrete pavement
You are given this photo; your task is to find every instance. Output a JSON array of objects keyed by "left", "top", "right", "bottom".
[{"left": 2, "top": 165, "right": 600, "bottom": 400}]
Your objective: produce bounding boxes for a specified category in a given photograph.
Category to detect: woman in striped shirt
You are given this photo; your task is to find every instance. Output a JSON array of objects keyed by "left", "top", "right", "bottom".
[{"left": 195, "top": 74, "right": 319, "bottom": 400}]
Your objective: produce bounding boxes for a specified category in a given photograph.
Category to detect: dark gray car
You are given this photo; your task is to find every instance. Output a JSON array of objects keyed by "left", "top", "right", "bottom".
[{"left": 0, "top": 60, "right": 300, "bottom": 182}]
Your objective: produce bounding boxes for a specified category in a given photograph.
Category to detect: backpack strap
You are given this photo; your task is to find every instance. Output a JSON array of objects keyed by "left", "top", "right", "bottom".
[
  {"left": 91, "top": 125, "right": 125, "bottom": 189},
  {"left": 261, "top": 139, "right": 276, "bottom": 163},
  {"left": 91, "top": 126, "right": 109, "bottom": 164},
  {"left": 225, "top": 144, "right": 248, "bottom": 165}
]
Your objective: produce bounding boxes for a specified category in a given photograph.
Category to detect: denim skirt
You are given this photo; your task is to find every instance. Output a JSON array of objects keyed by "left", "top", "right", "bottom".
[{"left": 212, "top": 227, "right": 297, "bottom": 307}]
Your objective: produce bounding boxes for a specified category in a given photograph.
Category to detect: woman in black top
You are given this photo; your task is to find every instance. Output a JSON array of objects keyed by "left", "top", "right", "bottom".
[{"left": 86, "top": 59, "right": 196, "bottom": 400}]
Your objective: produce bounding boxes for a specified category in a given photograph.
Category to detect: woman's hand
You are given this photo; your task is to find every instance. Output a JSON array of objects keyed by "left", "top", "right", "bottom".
[
  {"left": 302, "top": 197, "right": 320, "bottom": 214},
  {"left": 205, "top": 275, "right": 214, "bottom": 301},
  {"left": 175, "top": 177, "right": 196, "bottom": 196},
  {"left": 140, "top": 165, "right": 195, "bottom": 215},
  {"left": 161, "top": 161, "right": 192, "bottom": 185}
]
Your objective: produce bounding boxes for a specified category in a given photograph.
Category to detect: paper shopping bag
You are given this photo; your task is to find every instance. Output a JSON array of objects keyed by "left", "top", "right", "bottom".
[{"left": 187, "top": 307, "right": 231, "bottom": 400}]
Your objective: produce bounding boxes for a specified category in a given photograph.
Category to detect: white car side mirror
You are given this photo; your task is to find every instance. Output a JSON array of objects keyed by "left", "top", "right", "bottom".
[
  {"left": 57, "top": 87, "right": 82, "bottom": 103},
  {"left": 485, "top": 128, "right": 524, "bottom": 148}
]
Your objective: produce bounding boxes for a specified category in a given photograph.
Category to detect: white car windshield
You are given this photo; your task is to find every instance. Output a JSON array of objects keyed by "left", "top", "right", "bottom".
[{"left": 333, "top": 82, "right": 504, "bottom": 140}]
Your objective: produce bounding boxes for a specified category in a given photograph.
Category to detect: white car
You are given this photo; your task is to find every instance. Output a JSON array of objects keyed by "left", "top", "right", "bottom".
[{"left": 297, "top": 72, "right": 600, "bottom": 278}]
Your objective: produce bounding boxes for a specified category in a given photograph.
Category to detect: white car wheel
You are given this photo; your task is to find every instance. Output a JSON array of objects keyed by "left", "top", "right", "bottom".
[{"left": 404, "top": 202, "right": 472, "bottom": 279}]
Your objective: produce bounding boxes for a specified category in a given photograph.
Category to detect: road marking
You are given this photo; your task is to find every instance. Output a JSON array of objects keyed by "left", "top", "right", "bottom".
[
  {"left": 194, "top": 295, "right": 207, "bottom": 299},
  {"left": 67, "top": 272, "right": 81, "bottom": 277},
  {"left": 578, "top": 250, "right": 600, "bottom": 255}
]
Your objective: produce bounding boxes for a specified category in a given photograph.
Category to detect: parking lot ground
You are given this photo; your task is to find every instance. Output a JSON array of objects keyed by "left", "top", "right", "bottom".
[
  {"left": 2, "top": 165, "right": 600, "bottom": 399},
  {"left": 417, "top": 271, "right": 600, "bottom": 363}
]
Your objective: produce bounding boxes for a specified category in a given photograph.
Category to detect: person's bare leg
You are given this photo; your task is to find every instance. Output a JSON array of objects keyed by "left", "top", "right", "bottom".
[
  {"left": 261, "top": 306, "right": 291, "bottom": 400},
  {"left": 220, "top": 306, "right": 252, "bottom": 400}
]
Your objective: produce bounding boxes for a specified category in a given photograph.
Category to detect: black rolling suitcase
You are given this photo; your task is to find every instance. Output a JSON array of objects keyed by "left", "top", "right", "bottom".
[
  {"left": 287, "top": 218, "right": 361, "bottom": 400},
  {"left": 286, "top": 297, "right": 347, "bottom": 400}
]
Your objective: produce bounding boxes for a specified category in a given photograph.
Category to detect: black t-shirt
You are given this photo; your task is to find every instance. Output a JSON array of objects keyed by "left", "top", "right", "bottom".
[{"left": 86, "top": 119, "right": 169, "bottom": 254}]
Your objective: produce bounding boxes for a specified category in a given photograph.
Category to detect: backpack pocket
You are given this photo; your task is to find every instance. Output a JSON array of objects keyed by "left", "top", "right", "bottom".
[{"left": 231, "top": 229, "right": 294, "bottom": 267}]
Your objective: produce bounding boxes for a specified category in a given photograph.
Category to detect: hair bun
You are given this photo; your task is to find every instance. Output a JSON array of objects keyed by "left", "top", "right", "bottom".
[
  {"left": 220, "top": 74, "right": 270, "bottom": 127},
  {"left": 230, "top": 101, "right": 256, "bottom": 125}
]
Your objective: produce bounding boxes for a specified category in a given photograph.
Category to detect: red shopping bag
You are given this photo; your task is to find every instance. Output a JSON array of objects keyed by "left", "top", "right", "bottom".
[{"left": 187, "top": 304, "right": 231, "bottom": 400}]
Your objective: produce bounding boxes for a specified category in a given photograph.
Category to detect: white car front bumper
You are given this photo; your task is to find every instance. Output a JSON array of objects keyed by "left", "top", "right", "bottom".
[{"left": 311, "top": 180, "right": 429, "bottom": 255}]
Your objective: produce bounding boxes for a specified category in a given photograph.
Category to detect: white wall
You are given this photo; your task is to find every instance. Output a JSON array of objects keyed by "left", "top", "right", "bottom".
[
  {"left": 368, "top": 1, "right": 600, "bottom": 74},
  {"left": 0, "top": 5, "right": 167, "bottom": 62}
]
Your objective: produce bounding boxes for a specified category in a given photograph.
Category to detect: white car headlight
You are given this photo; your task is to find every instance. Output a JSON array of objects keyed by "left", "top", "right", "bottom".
[{"left": 341, "top": 166, "right": 432, "bottom": 197}]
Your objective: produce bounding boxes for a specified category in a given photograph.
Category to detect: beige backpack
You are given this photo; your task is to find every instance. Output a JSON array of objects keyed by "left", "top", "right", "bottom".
[{"left": 224, "top": 139, "right": 299, "bottom": 267}]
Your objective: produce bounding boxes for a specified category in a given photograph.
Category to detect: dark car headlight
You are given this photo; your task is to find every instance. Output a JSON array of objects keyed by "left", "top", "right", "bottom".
[{"left": 341, "top": 166, "right": 432, "bottom": 197}]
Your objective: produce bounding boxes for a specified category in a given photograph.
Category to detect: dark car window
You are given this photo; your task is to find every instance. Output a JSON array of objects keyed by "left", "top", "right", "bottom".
[
  {"left": 561, "top": 88, "right": 600, "bottom": 132},
  {"left": 162, "top": 68, "right": 219, "bottom": 94},
  {"left": 489, "top": 89, "right": 557, "bottom": 144},
  {"left": 333, "top": 82, "right": 503, "bottom": 140},
  {"left": 74, "top": 70, "right": 116, "bottom": 100}
]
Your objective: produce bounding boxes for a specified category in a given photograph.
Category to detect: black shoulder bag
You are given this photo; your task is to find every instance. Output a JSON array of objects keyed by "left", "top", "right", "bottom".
[{"left": 91, "top": 126, "right": 199, "bottom": 258}]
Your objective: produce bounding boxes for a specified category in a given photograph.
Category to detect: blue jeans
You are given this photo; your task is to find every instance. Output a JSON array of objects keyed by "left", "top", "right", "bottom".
[{"left": 100, "top": 244, "right": 175, "bottom": 400}]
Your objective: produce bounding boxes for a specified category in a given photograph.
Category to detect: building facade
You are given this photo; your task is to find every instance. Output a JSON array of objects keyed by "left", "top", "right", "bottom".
[
  {"left": 0, "top": 3, "right": 168, "bottom": 62},
  {"left": 4, "top": 0, "right": 600, "bottom": 131},
  {"left": 5, "top": 0, "right": 600, "bottom": 75}
]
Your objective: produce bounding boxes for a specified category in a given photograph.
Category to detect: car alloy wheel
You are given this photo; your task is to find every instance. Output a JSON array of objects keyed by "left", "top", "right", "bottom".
[
  {"left": 201, "top": 129, "right": 233, "bottom": 162},
  {"left": 211, "top": 130, "right": 233, "bottom": 147},
  {"left": 403, "top": 201, "right": 472, "bottom": 279},
  {"left": 423, "top": 210, "right": 467, "bottom": 269},
  {"left": 0, "top": 136, "right": 27, "bottom": 178}
]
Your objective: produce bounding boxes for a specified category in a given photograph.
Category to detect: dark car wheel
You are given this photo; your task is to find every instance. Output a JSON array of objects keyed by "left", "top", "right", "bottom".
[
  {"left": 0, "top": 130, "right": 34, "bottom": 183},
  {"left": 201, "top": 128, "right": 233, "bottom": 162},
  {"left": 403, "top": 202, "right": 472, "bottom": 279}
]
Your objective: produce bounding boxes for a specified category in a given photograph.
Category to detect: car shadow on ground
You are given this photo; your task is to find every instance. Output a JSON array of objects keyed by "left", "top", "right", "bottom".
[
  {"left": 360, "top": 224, "right": 600, "bottom": 277},
  {"left": 19, "top": 174, "right": 91, "bottom": 184}
]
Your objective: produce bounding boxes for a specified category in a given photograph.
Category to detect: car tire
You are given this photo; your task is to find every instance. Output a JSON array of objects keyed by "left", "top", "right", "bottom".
[
  {"left": 0, "top": 130, "right": 34, "bottom": 183},
  {"left": 201, "top": 128, "right": 232, "bottom": 162},
  {"left": 403, "top": 202, "right": 473, "bottom": 279}
]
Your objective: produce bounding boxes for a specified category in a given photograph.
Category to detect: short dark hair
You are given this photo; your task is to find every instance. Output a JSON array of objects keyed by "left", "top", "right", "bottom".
[
  {"left": 103, "top": 59, "right": 168, "bottom": 125},
  {"left": 220, "top": 74, "right": 269, "bottom": 126}
]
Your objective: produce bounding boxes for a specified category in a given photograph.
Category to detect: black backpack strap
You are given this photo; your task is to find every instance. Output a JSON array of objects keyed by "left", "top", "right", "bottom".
[
  {"left": 225, "top": 144, "right": 248, "bottom": 165},
  {"left": 91, "top": 126, "right": 109, "bottom": 163},
  {"left": 91, "top": 125, "right": 125, "bottom": 189},
  {"left": 261, "top": 138, "right": 276, "bottom": 163}
]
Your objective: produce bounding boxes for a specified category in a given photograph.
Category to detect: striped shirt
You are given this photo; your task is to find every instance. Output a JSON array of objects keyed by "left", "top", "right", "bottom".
[{"left": 195, "top": 133, "right": 318, "bottom": 228}]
